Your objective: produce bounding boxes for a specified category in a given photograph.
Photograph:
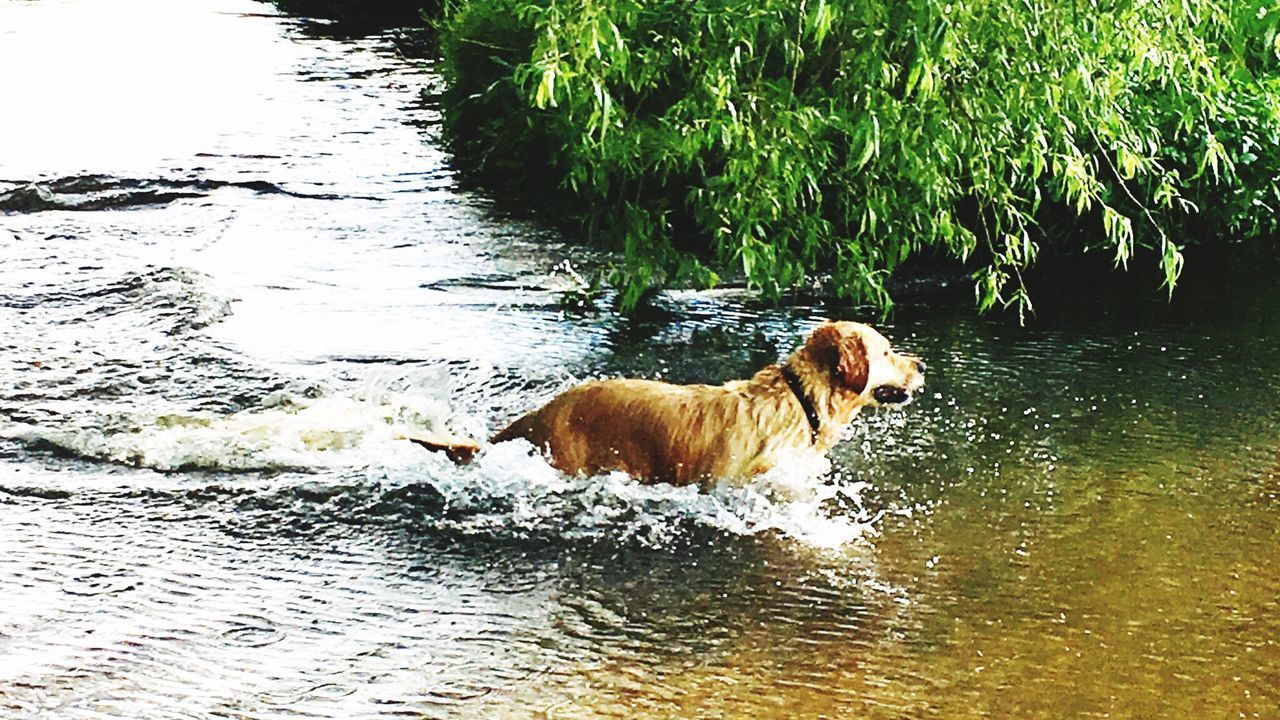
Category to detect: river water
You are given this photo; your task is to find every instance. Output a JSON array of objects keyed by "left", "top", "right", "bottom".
[{"left": 2, "top": 1, "right": 1278, "bottom": 717}]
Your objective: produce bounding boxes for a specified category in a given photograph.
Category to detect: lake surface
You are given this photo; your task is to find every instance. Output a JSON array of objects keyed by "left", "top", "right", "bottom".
[{"left": 2, "top": 1, "right": 1278, "bottom": 717}]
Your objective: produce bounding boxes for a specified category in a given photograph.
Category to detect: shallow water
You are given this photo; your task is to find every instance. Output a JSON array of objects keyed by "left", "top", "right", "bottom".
[{"left": 3, "top": 1, "right": 1279, "bottom": 718}]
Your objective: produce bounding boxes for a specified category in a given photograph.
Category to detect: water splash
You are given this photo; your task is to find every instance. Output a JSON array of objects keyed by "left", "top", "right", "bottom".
[
  {"left": 5, "top": 386, "right": 887, "bottom": 549},
  {"left": 394, "top": 439, "right": 886, "bottom": 550},
  {"left": 3, "top": 388, "right": 458, "bottom": 473}
]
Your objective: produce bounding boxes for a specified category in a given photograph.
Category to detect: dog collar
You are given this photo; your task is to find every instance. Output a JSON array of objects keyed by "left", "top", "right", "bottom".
[{"left": 780, "top": 364, "right": 821, "bottom": 442}]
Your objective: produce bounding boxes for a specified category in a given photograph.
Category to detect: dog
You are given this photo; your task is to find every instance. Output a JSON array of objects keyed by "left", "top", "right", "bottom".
[{"left": 409, "top": 321, "right": 924, "bottom": 486}]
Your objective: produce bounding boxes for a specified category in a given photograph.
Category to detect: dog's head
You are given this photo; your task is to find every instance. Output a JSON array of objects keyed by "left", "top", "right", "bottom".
[{"left": 803, "top": 321, "right": 925, "bottom": 408}]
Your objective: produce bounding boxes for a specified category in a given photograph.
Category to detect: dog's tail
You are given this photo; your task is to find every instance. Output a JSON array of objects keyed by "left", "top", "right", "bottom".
[
  {"left": 406, "top": 409, "right": 539, "bottom": 465},
  {"left": 399, "top": 431, "right": 480, "bottom": 465}
]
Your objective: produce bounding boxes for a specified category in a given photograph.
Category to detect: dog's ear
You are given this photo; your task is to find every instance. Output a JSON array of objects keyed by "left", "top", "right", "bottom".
[{"left": 810, "top": 323, "right": 869, "bottom": 393}]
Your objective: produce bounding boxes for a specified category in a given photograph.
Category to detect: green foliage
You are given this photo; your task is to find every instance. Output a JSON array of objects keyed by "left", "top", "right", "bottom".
[{"left": 441, "top": 0, "right": 1280, "bottom": 312}]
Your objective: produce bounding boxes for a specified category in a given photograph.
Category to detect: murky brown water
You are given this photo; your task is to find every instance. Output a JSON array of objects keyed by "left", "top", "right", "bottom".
[{"left": 2, "top": 1, "right": 1278, "bottom": 718}]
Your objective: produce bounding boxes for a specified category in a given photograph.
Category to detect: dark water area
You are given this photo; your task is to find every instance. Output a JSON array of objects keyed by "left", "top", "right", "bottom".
[{"left": 3, "top": 1, "right": 1279, "bottom": 718}]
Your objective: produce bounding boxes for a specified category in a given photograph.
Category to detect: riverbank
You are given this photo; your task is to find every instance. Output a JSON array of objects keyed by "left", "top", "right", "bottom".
[{"left": 3, "top": 3, "right": 1279, "bottom": 717}]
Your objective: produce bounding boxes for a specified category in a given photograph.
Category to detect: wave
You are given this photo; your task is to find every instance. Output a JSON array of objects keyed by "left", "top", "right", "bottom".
[
  {"left": 0, "top": 265, "right": 253, "bottom": 425},
  {"left": 1, "top": 265, "right": 232, "bottom": 333},
  {"left": 0, "top": 174, "right": 368, "bottom": 214},
  {"left": 3, "top": 390, "right": 458, "bottom": 473},
  {"left": 3, "top": 385, "right": 890, "bottom": 549}
]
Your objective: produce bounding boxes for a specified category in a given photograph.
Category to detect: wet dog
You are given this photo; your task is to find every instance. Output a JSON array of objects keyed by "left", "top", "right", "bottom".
[{"left": 411, "top": 321, "right": 924, "bottom": 486}]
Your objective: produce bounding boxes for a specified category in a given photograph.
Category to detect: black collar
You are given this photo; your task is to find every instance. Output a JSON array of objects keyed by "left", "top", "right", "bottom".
[{"left": 779, "top": 364, "right": 821, "bottom": 442}]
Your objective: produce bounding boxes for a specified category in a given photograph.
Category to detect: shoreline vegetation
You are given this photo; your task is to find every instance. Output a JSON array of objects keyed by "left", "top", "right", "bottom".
[{"left": 273, "top": 0, "right": 1280, "bottom": 316}]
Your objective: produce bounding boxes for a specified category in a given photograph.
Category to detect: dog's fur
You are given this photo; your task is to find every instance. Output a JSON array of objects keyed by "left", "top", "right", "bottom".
[{"left": 412, "top": 322, "right": 924, "bottom": 486}]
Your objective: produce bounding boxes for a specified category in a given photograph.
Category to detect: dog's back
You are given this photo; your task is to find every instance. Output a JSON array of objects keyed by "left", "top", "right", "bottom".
[{"left": 492, "top": 376, "right": 802, "bottom": 485}]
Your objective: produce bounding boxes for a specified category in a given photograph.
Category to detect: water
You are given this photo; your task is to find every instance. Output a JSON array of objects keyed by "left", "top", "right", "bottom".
[{"left": 2, "top": 1, "right": 1278, "bottom": 717}]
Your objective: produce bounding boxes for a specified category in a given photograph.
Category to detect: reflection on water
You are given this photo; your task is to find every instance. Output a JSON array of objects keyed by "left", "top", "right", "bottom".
[{"left": 2, "top": 0, "right": 1279, "bottom": 718}]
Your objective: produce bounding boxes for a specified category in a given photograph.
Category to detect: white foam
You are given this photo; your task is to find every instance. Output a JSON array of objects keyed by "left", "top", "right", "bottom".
[
  {"left": 4, "top": 390, "right": 461, "bottom": 473},
  {"left": 407, "top": 439, "right": 884, "bottom": 549},
  {"left": 4, "top": 387, "right": 888, "bottom": 549}
]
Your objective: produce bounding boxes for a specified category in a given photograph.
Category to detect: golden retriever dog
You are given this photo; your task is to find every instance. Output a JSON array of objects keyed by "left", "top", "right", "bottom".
[{"left": 411, "top": 321, "right": 924, "bottom": 487}]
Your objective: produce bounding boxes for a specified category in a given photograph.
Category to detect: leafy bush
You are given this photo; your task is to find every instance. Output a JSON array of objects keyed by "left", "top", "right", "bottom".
[{"left": 441, "top": 0, "right": 1280, "bottom": 312}]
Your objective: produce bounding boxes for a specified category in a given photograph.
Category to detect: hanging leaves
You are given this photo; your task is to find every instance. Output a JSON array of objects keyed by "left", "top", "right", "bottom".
[{"left": 440, "top": 0, "right": 1280, "bottom": 312}]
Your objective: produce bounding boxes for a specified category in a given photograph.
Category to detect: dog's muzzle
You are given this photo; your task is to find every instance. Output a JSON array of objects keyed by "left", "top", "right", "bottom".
[{"left": 872, "top": 385, "right": 911, "bottom": 405}]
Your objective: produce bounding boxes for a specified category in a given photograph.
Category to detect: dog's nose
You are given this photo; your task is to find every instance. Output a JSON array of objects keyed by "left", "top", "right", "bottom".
[{"left": 914, "top": 359, "right": 926, "bottom": 373}]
